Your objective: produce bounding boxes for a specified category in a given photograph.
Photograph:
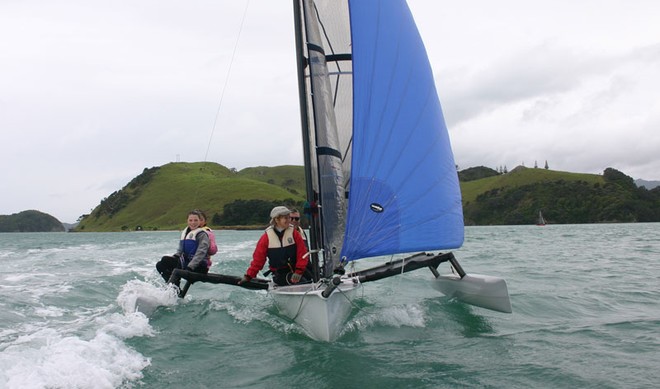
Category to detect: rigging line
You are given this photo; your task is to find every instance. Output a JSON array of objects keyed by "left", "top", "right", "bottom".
[
  {"left": 335, "top": 280, "right": 359, "bottom": 307},
  {"left": 202, "top": 0, "right": 251, "bottom": 164},
  {"left": 335, "top": 277, "right": 383, "bottom": 318},
  {"left": 290, "top": 283, "right": 320, "bottom": 320},
  {"left": 191, "top": 0, "right": 250, "bottom": 207},
  {"left": 290, "top": 279, "right": 360, "bottom": 321}
]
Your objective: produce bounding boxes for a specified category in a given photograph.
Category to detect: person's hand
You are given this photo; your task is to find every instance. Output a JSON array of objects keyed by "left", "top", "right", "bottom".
[
  {"left": 290, "top": 273, "right": 301, "bottom": 284},
  {"left": 238, "top": 275, "right": 251, "bottom": 285}
]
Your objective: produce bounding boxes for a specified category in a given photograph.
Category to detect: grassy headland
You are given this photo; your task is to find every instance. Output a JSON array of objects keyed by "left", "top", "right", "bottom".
[
  {"left": 72, "top": 162, "right": 660, "bottom": 231},
  {"left": 75, "top": 162, "right": 305, "bottom": 232}
]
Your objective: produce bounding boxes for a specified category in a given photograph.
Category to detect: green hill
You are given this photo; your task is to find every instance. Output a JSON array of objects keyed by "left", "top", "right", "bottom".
[
  {"left": 0, "top": 210, "right": 65, "bottom": 232},
  {"left": 75, "top": 162, "right": 305, "bottom": 232},
  {"left": 74, "top": 162, "right": 660, "bottom": 231},
  {"left": 461, "top": 166, "right": 660, "bottom": 225},
  {"left": 461, "top": 166, "right": 603, "bottom": 205},
  {"left": 237, "top": 165, "right": 306, "bottom": 196}
]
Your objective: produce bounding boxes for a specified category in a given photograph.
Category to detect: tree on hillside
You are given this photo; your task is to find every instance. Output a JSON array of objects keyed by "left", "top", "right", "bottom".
[
  {"left": 545, "top": 160, "right": 549, "bottom": 169},
  {"left": 603, "top": 167, "right": 636, "bottom": 191},
  {"left": 458, "top": 166, "right": 500, "bottom": 182},
  {"left": 219, "top": 199, "right": 303, "bottom": 226}
]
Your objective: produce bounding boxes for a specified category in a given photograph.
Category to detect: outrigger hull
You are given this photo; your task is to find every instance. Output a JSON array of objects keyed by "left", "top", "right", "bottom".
[
  {"left": 424, "top": 253, "right": 512, "bottom": 313},
  {"left": 431, "top": 274, "right": 512, "bottom": 313}
]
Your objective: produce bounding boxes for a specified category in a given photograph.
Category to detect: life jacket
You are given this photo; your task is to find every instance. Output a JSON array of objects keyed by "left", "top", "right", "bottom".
[
  {"left": 179, "top": 227, "right": 208, "bottom": 269},
  {"left": 202, "top": 226, "right": 218, "bottom": 256},
  {"left": 200, "top": 226, "right": 217, "bottom": 267},
  {"left": 265, "top": 226, "right": 297, "bottom": 270}
]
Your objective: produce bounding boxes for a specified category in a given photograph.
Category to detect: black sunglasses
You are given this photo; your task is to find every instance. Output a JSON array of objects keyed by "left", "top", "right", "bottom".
[{"left": 290, "top": 217, "right": 300, "bottom": 221}]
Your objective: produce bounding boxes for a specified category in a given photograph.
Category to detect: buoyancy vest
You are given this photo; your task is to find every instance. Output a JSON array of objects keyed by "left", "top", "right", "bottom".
[
  {"left": 265, "top": 226, "right": 297, "bottom": 270},
  {"left": 202, "top": 226, "right": 218, "bottom": 256},
  {"left": 179, "top": 227, "right": 207, "bottom": 268}
]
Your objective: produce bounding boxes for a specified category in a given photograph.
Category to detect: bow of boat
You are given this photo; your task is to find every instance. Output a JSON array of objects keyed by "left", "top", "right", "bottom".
[{"left": 269, "top": 279, "right": 361, "bottom": 342}]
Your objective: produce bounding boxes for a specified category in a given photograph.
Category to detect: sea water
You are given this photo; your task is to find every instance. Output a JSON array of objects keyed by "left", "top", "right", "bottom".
[{"left": 0, "top": 224, "right": 659, "bottom": 388}]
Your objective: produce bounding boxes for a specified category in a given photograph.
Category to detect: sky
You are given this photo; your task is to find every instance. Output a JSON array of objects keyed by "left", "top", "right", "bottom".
[{"left": 1, "top": 0, "right": 659, "bottom": 223}]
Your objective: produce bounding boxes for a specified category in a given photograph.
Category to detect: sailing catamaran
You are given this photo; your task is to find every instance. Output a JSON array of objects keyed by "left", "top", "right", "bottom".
[{"left": 170, "top": 0, "right": 511, "bottom": 341}]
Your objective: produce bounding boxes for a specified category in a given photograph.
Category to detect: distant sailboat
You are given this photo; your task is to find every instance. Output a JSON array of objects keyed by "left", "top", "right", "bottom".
[{"left": 537, "top": 211, "right": 547, "bottom": 226}]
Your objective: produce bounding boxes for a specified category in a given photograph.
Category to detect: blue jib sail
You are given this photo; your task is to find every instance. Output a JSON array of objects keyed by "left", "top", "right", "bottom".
[{"left": 341, "top": 0, "right": 464, "bottom": 261}]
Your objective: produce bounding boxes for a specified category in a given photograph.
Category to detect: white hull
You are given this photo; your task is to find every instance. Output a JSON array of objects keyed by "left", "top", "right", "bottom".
[
  {"left": 431, "top": 273, "right": 512, "bottom": 313},
  {"left": 269, "top": 279, "right": 361, "bottom": 341},
  {"left": 135, "top": 295, "right": 161, "bottom": 316}
]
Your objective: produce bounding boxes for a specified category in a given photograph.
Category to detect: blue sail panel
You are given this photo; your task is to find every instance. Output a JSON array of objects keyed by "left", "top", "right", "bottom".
[{"left": 342, "top": 0, "right": 464, "bottom": 261}]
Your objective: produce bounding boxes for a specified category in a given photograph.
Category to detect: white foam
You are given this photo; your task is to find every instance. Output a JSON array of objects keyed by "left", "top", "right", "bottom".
[
  {"left": 33, "top": 305, "right": 65, "bottom": 318},
  {"left": 347, "top": 303, "right": 427, "bottom": 332},
  {"left": 95, "top": 312, "right": 155, "bottom": 339},
  {"left": 116, "top": 279, "right": 179, "bottom": 316},
  {"left": 0, "top": 316, "right": 151, "bottom": 389}
]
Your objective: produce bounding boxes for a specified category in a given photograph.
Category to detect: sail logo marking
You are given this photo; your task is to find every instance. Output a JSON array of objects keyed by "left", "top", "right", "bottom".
[{"left": 370, "top": 203, "right": 384, "bottom": 213}]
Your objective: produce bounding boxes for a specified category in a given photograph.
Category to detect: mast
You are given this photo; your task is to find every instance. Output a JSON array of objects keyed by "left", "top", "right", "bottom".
[
  {"left": 293, "top": 0, "right": 353, "bottom": 277},
  {"left": 292, "top": 0, "right": 321, "bottom": 281}
]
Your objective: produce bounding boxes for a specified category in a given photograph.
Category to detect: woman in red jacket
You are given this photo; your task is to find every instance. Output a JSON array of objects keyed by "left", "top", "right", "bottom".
[{"left": 239, "top": 206, "right": 309, "bottom": 286}]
